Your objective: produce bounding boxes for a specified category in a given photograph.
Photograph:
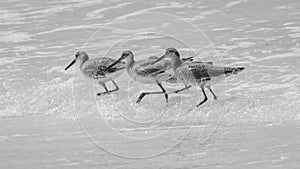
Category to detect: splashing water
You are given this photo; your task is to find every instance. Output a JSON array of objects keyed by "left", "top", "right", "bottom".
[{"left": 0, "top": 0, "right": 299, "bottom": 126}]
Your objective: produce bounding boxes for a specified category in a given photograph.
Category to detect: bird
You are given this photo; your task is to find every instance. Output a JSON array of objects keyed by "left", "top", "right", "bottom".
[
  {"left": 104, "top": 50, "right": 199, "bottom": 104},
  {"left": 151, "top": 48, "right": 245, "bottom": 107},
  {"left": 64, "top": 51, "right": 125, "bottom": 95}
]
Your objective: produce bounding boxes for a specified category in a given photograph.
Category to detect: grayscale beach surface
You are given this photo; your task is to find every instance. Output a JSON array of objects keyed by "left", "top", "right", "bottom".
[{"left": 1, "top": 0, "right": 299, "bottom": 168}]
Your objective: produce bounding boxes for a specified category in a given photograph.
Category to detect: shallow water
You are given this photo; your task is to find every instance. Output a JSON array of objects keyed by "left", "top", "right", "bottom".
[
  {"left": 0, "top": 0, "right": 300, "bottom": 167},
  {"left": 1, "top": 0, "right": 299, "bottom": 121}
]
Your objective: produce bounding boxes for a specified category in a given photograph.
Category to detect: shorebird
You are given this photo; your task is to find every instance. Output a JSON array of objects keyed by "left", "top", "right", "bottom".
[
  {"left": 65, "top": 51, "right": 125, "bottom": 95},
  {"left": 152, "top": 48, "right": 245, "bottom": 107},
  {"left": 104, "top": 51, "right": 197, "bottom": 104}
]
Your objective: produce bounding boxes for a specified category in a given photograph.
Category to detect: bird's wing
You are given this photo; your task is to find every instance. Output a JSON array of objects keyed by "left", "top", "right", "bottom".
[
  {"left": 96, "top": 57, "right": 125, "bottom": 72},
  {"left": 82, "top": 66, "right": 103, "bottom": 79},
  {"left": 133, "top": 59, "right": 171, "bottom": 76},
  {"left": 181, "top": 57, "right": 194, "bottom": 62},
  {"left": 82, "top": 57, "right": 125, "bottom": 79},
  {"left": 188, "top": 61, "right": 213, "bottom": 65},
  {"left": 148, "top": 56, "right": 159, "bottom": 59},
  {"left": 187, "top": 63, "right": 225, "bottom": 80}
]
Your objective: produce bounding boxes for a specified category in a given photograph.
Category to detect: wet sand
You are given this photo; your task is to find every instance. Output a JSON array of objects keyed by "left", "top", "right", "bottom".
[{"left": 1, "top": 115, "right": 299, "bottom": 168}]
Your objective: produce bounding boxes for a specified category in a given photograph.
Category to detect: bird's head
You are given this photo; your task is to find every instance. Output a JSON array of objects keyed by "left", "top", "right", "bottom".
[
  {"left": 104, "top": 50, "right": 133, "bottom": 72},
  {"left": 65, "top": 51, "right": 89, "bottom": 70},
  {"left": 151, "top": 48, "right": 180, "bottom": 65},
  {"left": 120, "top": 50, "right": 134, "bottom": 60}
]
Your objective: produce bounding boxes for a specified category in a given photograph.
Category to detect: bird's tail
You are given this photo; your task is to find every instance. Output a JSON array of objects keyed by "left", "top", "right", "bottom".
[
  {"left": 181, "top": 57, "right": 214, "bottom": 66},
  {"left": 181, "top": 57, "right": 194, "bottom": 62},
  {"left": 224, "top": 67, "right": 245, "bottom": 74}
]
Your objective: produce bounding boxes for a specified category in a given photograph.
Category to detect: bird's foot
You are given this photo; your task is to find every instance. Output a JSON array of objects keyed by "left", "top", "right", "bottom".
[
  {"left": 136, "top": 93, "right": 146, "bottom": 104},
  {"left": 97, "top": 92, "right": 110, "bottom": 96}
]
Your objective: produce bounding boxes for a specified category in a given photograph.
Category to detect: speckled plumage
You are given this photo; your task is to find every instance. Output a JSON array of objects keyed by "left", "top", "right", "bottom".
[
  {"left": 175, "top": 62, "right": 228, "bottom": 85},
  {"left": 152, "top": 48, "right": 245, "bottom": 107},
  {"left": 104, "top": 51, "right": 196, "bottom": 103},
  {"left": 161, "top": 51, "right": 244, "bottom": 86},
  {"left": 165, "top": 61, "right": 213, "bottom": 83},
  {"left": 129, "top": 55, "right": 196, "bottom": 83},
  {"left": 80, "top": 57, "right": 125, "bottom": 81},
  {"left": 65, "top": 51, "right": 125, "bottom": 95},
  {"left": 132, "top": 57, "right": 172, "bottom": 82}
]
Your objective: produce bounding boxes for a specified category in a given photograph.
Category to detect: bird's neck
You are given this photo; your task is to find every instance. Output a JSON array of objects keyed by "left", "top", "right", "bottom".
[
  {"left": 171, "top": 56, "right": 182, "bottom": 71},
  {"left": 79, "top": 58, "right": 88, "bottom": 70},
  {"left": 125, "top": 55, "right": 134, "bottom": 75}
]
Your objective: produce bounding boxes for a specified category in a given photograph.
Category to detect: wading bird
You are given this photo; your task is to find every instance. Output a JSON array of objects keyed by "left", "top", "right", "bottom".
[
  {"left": 104, "top": 51, "right": 197, "bottom": 103},
  {"left": 65, "top": 51, "right": 125, "bottom": 95},
  {"left": 152, "top": 48, "right": 245, "bottom": 107}
]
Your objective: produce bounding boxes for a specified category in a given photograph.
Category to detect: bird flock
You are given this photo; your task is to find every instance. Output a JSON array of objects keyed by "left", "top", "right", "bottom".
[{"left": 65, "top": 48, "right": 244, "bottom": 107}]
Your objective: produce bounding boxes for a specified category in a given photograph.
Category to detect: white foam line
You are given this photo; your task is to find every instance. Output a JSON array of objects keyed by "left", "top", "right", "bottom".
[
  {"left": 35, "top": 24, "right": 103, "bottom": 36},
  {"left": 114, "top": 2, "right": 190, "bottom": 21},
  {"left": 225, "top": 0, "right": 248, "bottom": 8},
  {"left": 86, "top": 2, "right": 133, "bottom": 18},
  {"left": 256, "top": 52, "right": 299, "bottom": 62},
  {"left": 118, "top": 124, "right": 208, "bottom": 132}
]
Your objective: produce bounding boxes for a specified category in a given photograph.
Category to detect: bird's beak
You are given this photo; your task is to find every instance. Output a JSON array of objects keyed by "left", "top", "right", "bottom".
[
  {"left": 151, "top": 54, "right": 166, "bottom": 65},
  {"left": 104, "top": 56, "right": 124, "bottom": 71},
  {"left": 65, "top": 59, "right": 76, "bottom": 70}
]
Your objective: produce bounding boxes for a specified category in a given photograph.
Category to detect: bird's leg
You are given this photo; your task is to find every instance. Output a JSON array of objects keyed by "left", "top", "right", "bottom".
[
  {"left": 97, "top": 81, "right": 120, "bottom": 96},
  {"left": 196, "top": 85, "right": 208, "bottom": 107},
  {"left": 206, "top": 85, "right": 217, "bottom": 100},
  {"left": 157, "top": 82, "right": 168, "bottom": 103},
  {"left": 185, "top": 83, "right": 190, "bottom": 90},
  {"left": 97, "top": 82, "right": 110, "bottom": 96},
  {"left": 110, "top": 80, "right": 119, "bottom": 93},
  {"left": 136, "top": 82, "right": 168, "bottom": 104},
  {"left": 172, "top": 83, "right": 192, "bottom": 94}
]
